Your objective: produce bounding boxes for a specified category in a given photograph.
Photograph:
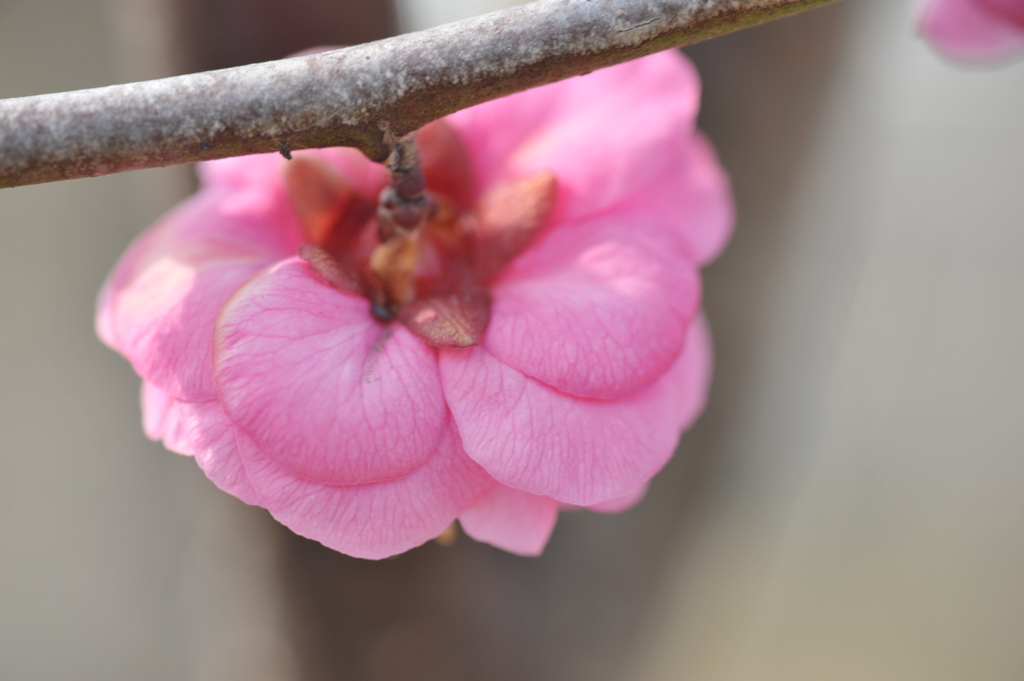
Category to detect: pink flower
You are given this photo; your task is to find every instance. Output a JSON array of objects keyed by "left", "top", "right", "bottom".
[
  {"left": 96, "top": 51, "right": 733, "bottom": 559},
  {"left": 919, "top": 0, "right": 1024, "bottom": 62}
]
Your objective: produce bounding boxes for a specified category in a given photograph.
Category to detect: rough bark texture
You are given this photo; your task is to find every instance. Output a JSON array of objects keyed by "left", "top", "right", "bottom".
[{"left": 0, "top": 0, "right": 838, "bottom": 189}]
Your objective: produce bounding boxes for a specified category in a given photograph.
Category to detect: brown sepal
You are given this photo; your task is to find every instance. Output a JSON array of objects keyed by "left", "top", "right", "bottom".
[
  {"left": 472, "top": 171, "right": 558, "bottom": 281},
  {"left": 418, "top": 119, "right": 475, "bottom": 209},
  {"left": 298, "top": 245, "right": 364, "bottom": 296},
  {"left": 399, "top": 290, "right": 491, "bottom": 349},
  {"left": 285, "top": 156, "right": 354, "bottom": 246}
]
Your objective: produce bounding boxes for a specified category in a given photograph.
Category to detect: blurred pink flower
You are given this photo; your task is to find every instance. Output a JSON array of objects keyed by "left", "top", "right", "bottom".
[
  {"left": 919, "top": 0, "right": 1024, "bottom": 62},
  {"left": 96, "top": 51, "right": 733, "bottom": 559}
]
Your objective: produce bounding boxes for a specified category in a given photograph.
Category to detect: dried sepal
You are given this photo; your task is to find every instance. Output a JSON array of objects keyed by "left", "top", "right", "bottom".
[
  {"left": 418, "top": 119, "right": 475, "bottom": 208},
  {"left": 298, "top": 244, "right": 364, "bottom": 295},
  {"left": 472, "top": 171, "right": 558, "bottom": 280},
  {"left": 399, "top": 290, "right": 492, "bottom": 348},
  {"left": 285, "top": 156, "right": 354, "bottom": 246}
]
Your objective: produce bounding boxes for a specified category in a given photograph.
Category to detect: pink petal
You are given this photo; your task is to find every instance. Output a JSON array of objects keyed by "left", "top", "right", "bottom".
[
  {"left": 484, "top": 206, "right": 702, "bottom": 400},
  {"left": 212, "top": 257, "right": 449, "bottom": 486},
  {"left": 632, "top": 132, "right": 735, "bottom": 267},
  {"left": 447, "top": 50, "right": 701, "bottom": 222},
  {"left": 441, "top": 315, "right": 713, "bottom": 506},
  {"left": 981, "top": 0, "right": 1024, "bottom": 26},
  {"left": 140, "top": 381, "right": 193, "bottom": 455},
  {"left": 458, "top": 483, "right": 559, "bottom": 556},
  {"left": 95, "top": 229, "right": 161, "bottom": 350},
  {"left": 171, "top": 400, "right": 264, "bottom": 506},
  {"left": 99, "top": 186, "right": 300, "bottom": 400},
  {"left": 585, "top": 482, "right": 649, "bottom": 514},
  {"left": 196, "top": 152, "right": 285, "bottom": 190},
  {"left": 920, "top": 0, "right": 1024, "bottom": 62},
  {"left": 141, "top": 380, "right": 173, "bottom": 440},
  {"left": 236, "top": 417, "right": 494, "bottom": 559},
  {"left": 198, "top": 148, "right": 388, "bottom": 203}
]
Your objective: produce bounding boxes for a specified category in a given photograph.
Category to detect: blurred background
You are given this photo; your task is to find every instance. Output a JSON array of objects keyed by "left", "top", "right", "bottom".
[{"left": 2, "top": 0, "right": 1024, "bottom": 678}]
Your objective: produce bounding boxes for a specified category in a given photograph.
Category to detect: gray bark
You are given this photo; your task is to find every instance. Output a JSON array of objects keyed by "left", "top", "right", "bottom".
[{"left": 0, "top": 0, "right": 838, "bottom": 189}]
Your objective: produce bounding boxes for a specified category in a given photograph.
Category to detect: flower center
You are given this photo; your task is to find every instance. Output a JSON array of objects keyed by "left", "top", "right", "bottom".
[{"left": 284, "top": 121, "right": 557, "bottom": 349}]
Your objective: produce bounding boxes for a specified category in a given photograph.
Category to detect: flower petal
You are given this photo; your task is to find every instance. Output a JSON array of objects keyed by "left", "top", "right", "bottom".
[
  {"left": 631, "top": 132, "right": 735, "bottom": 267},
  {"left": 983, "top": 0, "right": 1024, "bottom": 27},
  {"left": 99, "top": 186, "right": 300, "bottom": 400},
  {"left": 585, "top": 482, "right": 649, "bottom": 514},
  {"left": 140, "top": 383, "right": 258, "bottom": 507},
  {"left": 172, "top": 400, "right": 268, "bottom": 507},
  {"left": 140, "top": 381, "right": 192, "bottom": 455},
  {"left": 198, "top": 147, "right": 388, "bottom": 202},
  {"left": 213, "top": 257, "right": 449, "bottom": 485},
  {"left": 484, "top": 207, "right": 701, "bottom": 400},
  {"left": 141, "top": 378, "right": 174, "bottom": 441},
  {"left": 441, "top": 315, "right": 713, "bottom": 506},
  {"left": 96, "top": 228, "right": 160, "bottom": 350},
  {"left": 447, "top": 50, "right": 700, "bottom": 222},
  {"left": 236, "top": 417, "right": 494, "bottom": 559},
  {"left": 458, "top": 483, "right": 559, "bottom": 556},
  {"left": 920, "top": 0, "right": 1024, "bottom": 62}
]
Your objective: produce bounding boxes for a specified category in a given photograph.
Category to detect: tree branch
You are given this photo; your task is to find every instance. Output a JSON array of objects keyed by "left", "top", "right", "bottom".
[{"left": 0, "top": 0, "right": 838, "bottom": 189}]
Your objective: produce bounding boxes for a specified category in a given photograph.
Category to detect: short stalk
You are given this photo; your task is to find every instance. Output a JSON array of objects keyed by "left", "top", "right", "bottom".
[{"left": 377, "top": 134, "right": 436, "bottom": 242}]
